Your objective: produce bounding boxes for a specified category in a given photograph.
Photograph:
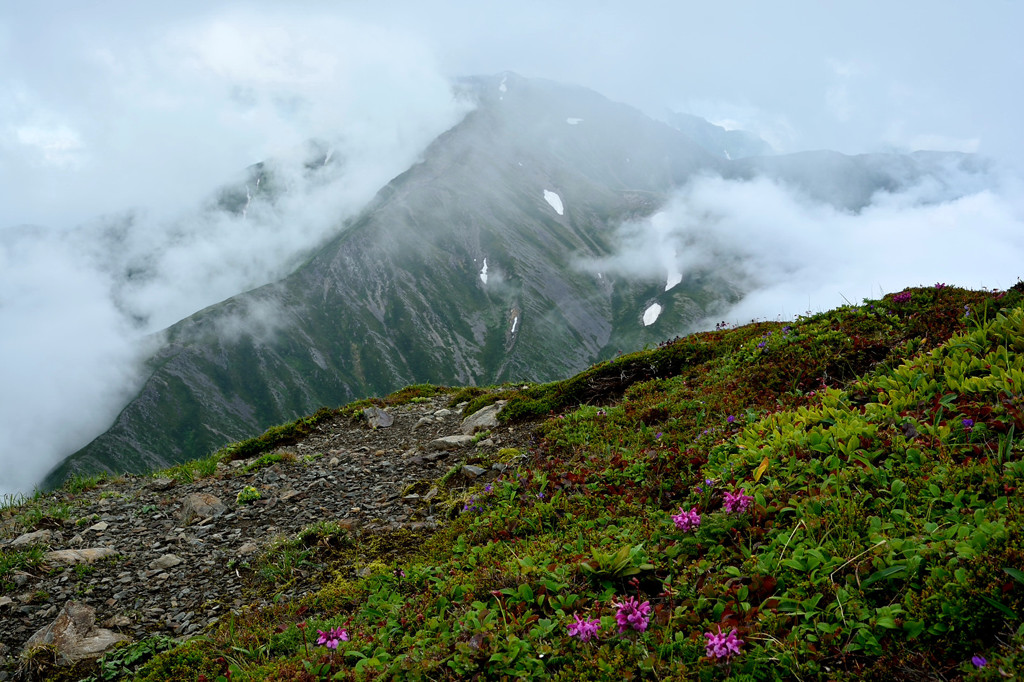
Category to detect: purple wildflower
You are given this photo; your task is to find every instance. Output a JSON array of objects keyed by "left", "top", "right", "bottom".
[
  {"left": 704, "top": 626, "right": 743, "bottom": 659},
  {"left": 567, "top": 613, "right": 601, "bottom": 642},
  {"left": 971, "top": 655, "right": 987, "bottom": 668},
  {"left": 614, "top": 596, "right": 651, "bottom": 633},
  {"left": 893, "top": 291, "right": 912, "bottom": 303},
  {"left": 671, "top": 506, "right": 701, "bottom": 532},
  {"left": 962, "top": 418, "right": 974, "bottom": 432},
  {"left": 727, "top": 415, "right": 736, "bottom": 423},
  {"left": 723, "top": 488, "right": 754, "bottom": 514},
  {"left": 317, "top": 627, "right": 349, "bottom": 650}
]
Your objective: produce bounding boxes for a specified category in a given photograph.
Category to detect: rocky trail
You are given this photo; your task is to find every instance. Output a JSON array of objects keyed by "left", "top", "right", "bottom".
[{"left": 0, "top": 395, "right": 536, "bottom": 669}]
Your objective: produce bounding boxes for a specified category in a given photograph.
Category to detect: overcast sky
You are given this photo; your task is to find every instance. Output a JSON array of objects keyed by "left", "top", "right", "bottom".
[
  {"left": 2, "top": 1, "right": 1023, "bottom": 495},
  {"left": 3, "top": 0, "right": 1023, "bottom": 230}
]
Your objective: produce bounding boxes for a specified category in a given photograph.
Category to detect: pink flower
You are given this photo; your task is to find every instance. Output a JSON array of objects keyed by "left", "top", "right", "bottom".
[
  {"left": 704, "top": 626, "right": 743, "bottom": 659},
  {"left": 671, "top": 506, "right": 701, "bottom": 532},
  {"left": 316, "top": 627, "right": 349, "bottom": 650},
  {"left": 723, "top": 488, "right": 753, "bottom": 514},
  {"left": 614, "top": 596, "right": 651, "bottom": 633},
  {"left": 567, "top": 613, "right": 601, "bottom": 642}
]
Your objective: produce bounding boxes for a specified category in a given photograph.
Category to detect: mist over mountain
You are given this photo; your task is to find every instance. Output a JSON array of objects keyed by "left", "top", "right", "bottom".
[
  {"left": 37, "top": 73, "right": 1018, "bottom": 488},
  {"left": 666, "top": 112, "right": 774, "bottom": 160}
]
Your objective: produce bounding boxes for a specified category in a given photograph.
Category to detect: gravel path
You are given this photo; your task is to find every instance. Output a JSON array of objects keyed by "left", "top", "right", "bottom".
[{"left": 0, "top": 396, "right": 537, "bottom": 662}]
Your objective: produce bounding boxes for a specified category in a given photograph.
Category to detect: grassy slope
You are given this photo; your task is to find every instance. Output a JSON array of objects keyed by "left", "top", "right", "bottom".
[{"left": 6, "top": 284, "right": 1024, "bottom": 681}]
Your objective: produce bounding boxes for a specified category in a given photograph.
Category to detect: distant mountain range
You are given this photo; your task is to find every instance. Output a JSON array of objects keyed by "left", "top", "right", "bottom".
[{"left": 43, "top": 73, "right": 989, "bottom": 486}]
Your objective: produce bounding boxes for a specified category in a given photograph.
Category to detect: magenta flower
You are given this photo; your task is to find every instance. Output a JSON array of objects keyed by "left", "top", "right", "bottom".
[
  {"left": 671, "top": 506, "right": 701, "bottom": 532},
  {"left": 614, "top": 596, "right": 651, "bottom": 633},
  {"left": 893, "top": 291, "right": 912, "bottom": 303},
  {"left": 567, "top": 613, "right": 601, "bottom": 642},
  {"left": 723, "top": 488, "right": 754, "bottom": 514},
  {"left": 704, "top": 626, "right": 743, "bottom": 659},
  {"left": 316, "top": 627, "right": 349, "bottom": 650}
]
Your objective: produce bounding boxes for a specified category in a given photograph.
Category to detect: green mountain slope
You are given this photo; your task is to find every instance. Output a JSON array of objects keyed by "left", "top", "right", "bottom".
[{"left": 10, "top": 282, "right": 1023, "bottom": 681}]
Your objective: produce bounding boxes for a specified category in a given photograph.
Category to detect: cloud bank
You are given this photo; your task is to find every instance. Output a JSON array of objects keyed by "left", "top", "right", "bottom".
[
  {"left": 0, "top": 10, "right": 470, "bottom": 496},
  {"left": 586, "top": 171, "right": 1024, "bottom": 327}
]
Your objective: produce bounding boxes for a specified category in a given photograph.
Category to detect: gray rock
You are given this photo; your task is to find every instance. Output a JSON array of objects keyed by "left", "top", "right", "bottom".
[
  {"left": 10, "top": 530, "right": 52, "bottom": 547},
  {"left": 87, "top": 521, "right": 109, "bottom": 532},
  {"left": 363, "top": 407, "right": 394, "bottom": 429},
  {"left": 149, "top": 554, "right": 183, "bottom": 571},
  {"left": 237, "top": 542, "right": 259, "bottom": 555},
  {"left": 23, "top": 601, "right": 127, "bottom": 663},
  {"left": 178, "top": 492, "right": 226, "bottom": 524},
  {"left": 412, "top": 417, "right": 434, "bottom": 430},
  {"left": 460, "top": 401, "right": 506, "bottom": 435},
  {"left": 433, "top": 409, "right": 452, "bottom": 418},
  {"left": 428, "top": 435, "right": 475, "bottom": 451},
  {"left": 102, "top": 614, "right": 132, "bottom": 628},
  {"left": 462, "top": 465, "right": 487, "bottom": 478},
  {"left": 44, "top": 548, "right": 118, "bottom": 565},
  {"left": 147, "top": 477, "right": 177, "bottom": 491}
]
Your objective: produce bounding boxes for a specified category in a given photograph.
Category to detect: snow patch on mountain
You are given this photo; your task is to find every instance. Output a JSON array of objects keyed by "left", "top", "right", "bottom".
[
  {"left": 511, "top": 316, "right": 518, "bottom": 334},
  {"left": 480, "top": 258, "right": 489, "bottom": 284},
  {"left": 543, "top": 190, "right": 564, "bottom": 215},
  {"left": 643, "top": 303, "right": 662, "bottom": 326},
  {"left": 567, "top": 118, "right": 583, "bottom": 125}
]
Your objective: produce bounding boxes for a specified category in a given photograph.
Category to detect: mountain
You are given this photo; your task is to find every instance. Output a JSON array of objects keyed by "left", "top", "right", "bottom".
[
  {"left": 666, "top": 111, "right": 774, "bottom": 159},
  {"left": 42, "top": 73, "right": 994, "bottom": 487}
]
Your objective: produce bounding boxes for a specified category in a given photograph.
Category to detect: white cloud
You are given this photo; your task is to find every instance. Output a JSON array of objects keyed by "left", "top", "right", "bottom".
[
  {"left": 13, "top": 124, "right": 85, "bottom": 168},
  {"left": 0, "top": 9, "right": 471, "bottom": 495},
  {"left": 0, "top": 229, "right": 149, "bottom": 497},
  {"left": 585, "top": 172, "right": 1024, "bottom": 326}
]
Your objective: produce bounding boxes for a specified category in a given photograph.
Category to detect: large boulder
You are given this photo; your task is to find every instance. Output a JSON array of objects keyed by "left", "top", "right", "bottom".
[
  {"left": 460, "top": 401, "right": 506, "bottom": 435},
  {"left": 23, "top": 601, "right": 126, "bottom": 663},
  {"left": 363, "top": 407, "right": 394, "bottom": 429}
]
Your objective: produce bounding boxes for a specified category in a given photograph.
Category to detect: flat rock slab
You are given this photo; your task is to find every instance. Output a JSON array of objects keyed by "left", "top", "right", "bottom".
[
  {"left": 10, "top": 529, "right": 52, "bottom": 547},
  {"left": 23, "top": 601, "right": 126, "bottom": 663},
  {"left": 428, "top": 435, "right": 475, "bottom": 451},
  {"left": 148, "top": 553, "right": 183, "bottom": 571},
  {"left": 44, "top": 548, "right": 118, "bottom": 565}
]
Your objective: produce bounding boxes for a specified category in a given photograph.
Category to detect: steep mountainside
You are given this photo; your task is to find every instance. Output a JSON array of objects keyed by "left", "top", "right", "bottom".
[{"left": 44, "top": 74, "right": 995, "bottom": 486}]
